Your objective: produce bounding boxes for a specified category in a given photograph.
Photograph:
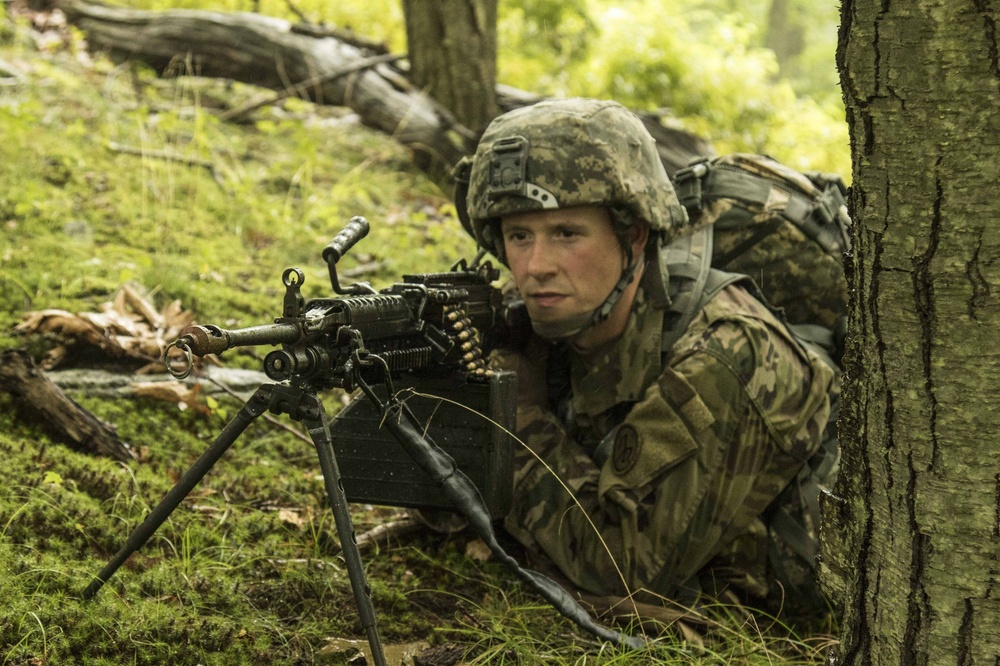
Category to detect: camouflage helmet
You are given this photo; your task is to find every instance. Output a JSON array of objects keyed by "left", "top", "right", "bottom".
[{"left": 456, "top": 98, "right": 688, "bottom": 256}]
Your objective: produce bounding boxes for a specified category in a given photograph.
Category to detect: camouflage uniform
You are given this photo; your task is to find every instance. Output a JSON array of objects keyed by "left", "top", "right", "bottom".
[
  {"left": 496, "top": 284, "right": 837, "bottom": 609},
  {"left": 458, "top": 98, "right": 840, "bottom": 611}
]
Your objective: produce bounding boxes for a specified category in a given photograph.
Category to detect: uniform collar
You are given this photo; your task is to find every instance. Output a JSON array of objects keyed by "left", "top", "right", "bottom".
[{"left": 569, "top": 289, "right": 664, "bottom": 417}]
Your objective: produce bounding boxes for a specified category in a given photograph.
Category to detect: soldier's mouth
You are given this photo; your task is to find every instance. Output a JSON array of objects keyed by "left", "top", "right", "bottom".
[{"left": 528, "top": 292, "right": 568, "bottom": 308}]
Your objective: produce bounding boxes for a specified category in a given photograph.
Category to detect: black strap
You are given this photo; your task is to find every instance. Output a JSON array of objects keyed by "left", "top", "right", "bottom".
[{"left": 712, "top": 218, "right": 783, "bottom": 267}]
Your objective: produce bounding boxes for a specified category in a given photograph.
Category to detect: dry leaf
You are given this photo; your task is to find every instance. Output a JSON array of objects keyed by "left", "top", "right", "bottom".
[
  {"left": 132, "top": 380, "right": 192, "bottom": 402},
  {"left": 18, "top": 284, "right": 210, "bottom": 372},
  {"left": 464, "top": 538, "right": 492, "bottom": 562},
  {"left": 277, "top": 508, "right": 311, "bottom": 528},
  {"left": 121, "top": 283, "right": 163, "bottom": 328},
  {"left": 133, "top": 381, "right": 209, "bottom": 414}
]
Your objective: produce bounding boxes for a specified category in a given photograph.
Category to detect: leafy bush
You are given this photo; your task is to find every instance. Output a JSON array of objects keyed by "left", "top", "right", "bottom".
[{"left": 498, "top": 1, "right": 848, "bottom": 175}]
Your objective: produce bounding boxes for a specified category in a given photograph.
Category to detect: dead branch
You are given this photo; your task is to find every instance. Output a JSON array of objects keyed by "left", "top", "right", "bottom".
[
  {"left": 289, "top": 22, "right": 390, "bottom": 55},
  {"left": 107, "top": 141, "right": 224, "bottom": 185},
  {"left": 219, "top": 51, "right": 404, "bottom": 123},
  {"left": 0, "top": 349, "right": 137, "bottom": 462}
]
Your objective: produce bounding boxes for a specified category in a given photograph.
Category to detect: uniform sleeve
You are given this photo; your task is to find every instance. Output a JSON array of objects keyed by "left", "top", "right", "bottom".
[{"left": 502, "top": 311, "right": 834, "bottom": 599}]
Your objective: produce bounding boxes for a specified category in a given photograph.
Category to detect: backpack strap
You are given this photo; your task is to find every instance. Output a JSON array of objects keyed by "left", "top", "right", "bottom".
[
  {"left": 674, "top": 158, "right": 850, "bottom": 256},
  {"left": 661, "top": 221, "right": 845, "bottom": 368},
  {"left": 661, "top": 224, "right": 750, "bottom": 357},
  {"left": 661, "top": 223, "right": 717, "bottom": 353}
]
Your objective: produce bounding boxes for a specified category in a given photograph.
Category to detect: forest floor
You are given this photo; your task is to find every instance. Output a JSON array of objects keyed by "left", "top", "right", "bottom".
[{"left": 0, "top": 5, "right": 837, "bottom": 664}]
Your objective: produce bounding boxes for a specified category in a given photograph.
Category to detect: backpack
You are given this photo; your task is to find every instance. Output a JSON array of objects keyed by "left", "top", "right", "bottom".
[
  {"left": 663, "top": 153, "right": 850, "bottom": 612},
  {"left": 663, "top": 153, "right": 851, "bottom": 363}
]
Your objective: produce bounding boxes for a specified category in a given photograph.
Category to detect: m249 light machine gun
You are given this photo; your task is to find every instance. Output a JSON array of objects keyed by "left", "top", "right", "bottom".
[{"left": 81, "top": 217, "right": 517, "bottom": 665}]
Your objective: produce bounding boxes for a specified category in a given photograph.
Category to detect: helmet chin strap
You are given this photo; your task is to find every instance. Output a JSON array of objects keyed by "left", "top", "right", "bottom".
[{"left": 530, "top": 258, "right": 644, "bottom": 342}]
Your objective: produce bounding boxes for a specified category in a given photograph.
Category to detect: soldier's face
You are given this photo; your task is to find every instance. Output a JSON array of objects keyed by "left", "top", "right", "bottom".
[{"left": 500, "top": 206, "right": 628, "bottom": 330}]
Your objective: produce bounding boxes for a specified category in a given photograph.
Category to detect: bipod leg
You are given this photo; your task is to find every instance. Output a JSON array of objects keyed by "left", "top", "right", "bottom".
[
  {"left": 269, "top": 386, "right": 387, "bottom": 666},
  {"left": 83, "top": 385, "right": 273, "bottom": 600}
]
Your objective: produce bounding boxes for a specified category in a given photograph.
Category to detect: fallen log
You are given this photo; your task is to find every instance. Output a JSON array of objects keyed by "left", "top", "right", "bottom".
[
  {"left": 47, "top": 365, "right": 271, "bottom": 399},
  {"left": 61, "top": 0, "right": 712, "bottom": 175},
  {"left": 0, "top": 349, "right": 137, "bottom": 462},
  {"left": 61, "top": 0, "right": 472, "bottom": 173}
]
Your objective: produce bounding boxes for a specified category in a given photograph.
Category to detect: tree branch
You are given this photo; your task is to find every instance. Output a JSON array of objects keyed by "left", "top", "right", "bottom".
[{"left": 0, "top": 350, "right": 137, "bottom": 462}]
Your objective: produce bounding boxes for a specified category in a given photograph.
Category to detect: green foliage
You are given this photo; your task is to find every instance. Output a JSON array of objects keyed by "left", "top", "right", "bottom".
[
  {"left": 102, "top": 0, "right": 848, "bottom": 175},
  {"left": 117, "top": 0, "right": 407, "bottom": 51},
  {"left": 497, "top": 1, "right": 848, "bottom": 175},
  {"left": 0, "top": 27, "right": 472, "bottom": 334}
]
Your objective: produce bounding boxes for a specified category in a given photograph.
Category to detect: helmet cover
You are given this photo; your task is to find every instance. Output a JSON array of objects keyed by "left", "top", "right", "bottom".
[{"left": 462, "top": 98, "right": 688, "bottom": 255}]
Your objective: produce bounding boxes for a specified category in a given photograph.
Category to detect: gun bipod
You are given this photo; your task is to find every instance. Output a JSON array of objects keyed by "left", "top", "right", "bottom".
[{"left": 82, "top": 382, "right": 389, "bottom": 666}]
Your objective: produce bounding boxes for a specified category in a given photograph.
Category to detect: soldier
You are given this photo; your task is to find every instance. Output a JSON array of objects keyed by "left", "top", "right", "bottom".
[{"left": 455, "top": 98, "right": 839, "bottom": 614}]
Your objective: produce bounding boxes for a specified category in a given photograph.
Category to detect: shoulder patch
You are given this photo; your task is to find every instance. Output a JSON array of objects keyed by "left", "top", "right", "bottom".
[{"left": 611, "top": 425, "right": 642, "bottom": 475}]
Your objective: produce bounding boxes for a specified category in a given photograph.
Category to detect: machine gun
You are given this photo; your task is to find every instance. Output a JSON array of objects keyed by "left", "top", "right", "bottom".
[
  {"left": 82, "top": 217, "right": 642, "bottom": 661},
  {"left": 165, "top": 215, "right": 515, "bottom": 518}
]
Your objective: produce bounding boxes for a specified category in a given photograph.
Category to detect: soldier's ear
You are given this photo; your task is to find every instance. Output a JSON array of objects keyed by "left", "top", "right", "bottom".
[{"left": 629, "top": 221, "right": 650, "bottom": 258}]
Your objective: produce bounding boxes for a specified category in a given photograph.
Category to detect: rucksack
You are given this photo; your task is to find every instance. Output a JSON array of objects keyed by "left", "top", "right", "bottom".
[{"left": 663, "top": 153, "right": 852, "bottom": 363}]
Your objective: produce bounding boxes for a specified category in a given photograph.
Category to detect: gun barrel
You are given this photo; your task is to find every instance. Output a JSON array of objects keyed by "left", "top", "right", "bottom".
[{"left": 179, "top": 322, "right": 302, "bottom": 356}]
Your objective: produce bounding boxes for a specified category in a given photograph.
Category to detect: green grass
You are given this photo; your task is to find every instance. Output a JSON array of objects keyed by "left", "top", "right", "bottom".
[{"left": 0, "top": 9, "right": 835, "bottom": 665}]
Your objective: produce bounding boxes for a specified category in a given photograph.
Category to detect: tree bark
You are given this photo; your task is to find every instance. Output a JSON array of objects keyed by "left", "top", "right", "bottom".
[
  {"left": 402, "top": 0, "right": 498, "bottom": 135},
  {"left": 61, "top": 1, "right": 712, "bottom": 178},
  {"left": 829, "top": 2, "right": 1000, "bottom": 663},
  {"left": 0, "top": 350, "right": 137, "bottom": 462}
]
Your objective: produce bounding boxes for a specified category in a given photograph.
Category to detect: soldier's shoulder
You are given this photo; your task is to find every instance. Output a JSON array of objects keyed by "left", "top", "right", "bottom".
[{"left": 669, "top": 283, "right": 811, "bottom": 386}]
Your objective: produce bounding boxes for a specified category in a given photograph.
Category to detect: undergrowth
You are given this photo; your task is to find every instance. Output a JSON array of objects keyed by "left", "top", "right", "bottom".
[{"left": 0, "top": 8, "right": 835, "bottom": 665}]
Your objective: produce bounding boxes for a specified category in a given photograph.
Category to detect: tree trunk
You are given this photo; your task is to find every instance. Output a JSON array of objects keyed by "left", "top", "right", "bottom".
[
  {"left": 829, "top": 2, "right": 1000, "bottom": 663},
  {"left": 764, "top": 0, "right": 805, "bottom": 75},
  {"left": 61, "top": 1, "right": 712, "bottom": 179},
  {"left": 402, "top": 0, "right": 498, "bottom": 135}
]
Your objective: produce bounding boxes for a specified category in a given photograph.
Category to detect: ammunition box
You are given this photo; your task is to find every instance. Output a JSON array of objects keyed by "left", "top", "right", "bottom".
[{"left": 330, "top": 371, "right": 515, "bottom": 519}]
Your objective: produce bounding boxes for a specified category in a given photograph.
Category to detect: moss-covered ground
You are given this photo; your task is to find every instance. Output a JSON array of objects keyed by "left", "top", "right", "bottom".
[{"left": 0, "top": 7, "right": 835, "bottom": 665}]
